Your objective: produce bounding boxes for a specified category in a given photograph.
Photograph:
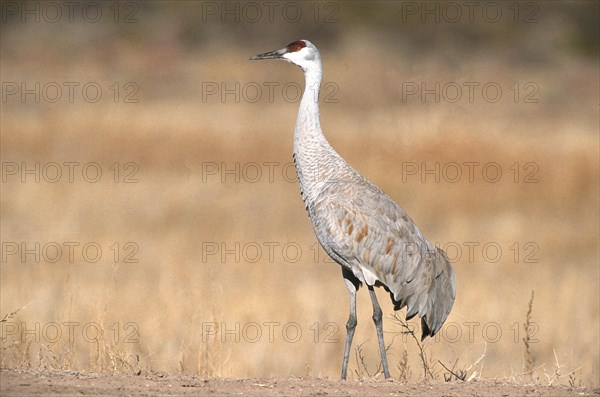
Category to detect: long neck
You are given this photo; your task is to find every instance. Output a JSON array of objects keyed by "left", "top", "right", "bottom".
[
  {"left": 295, "top": 63, "right": 323, "bottom": 136},
  {"left": 293, "top": 61, "right": 345, "bottom": 206}
]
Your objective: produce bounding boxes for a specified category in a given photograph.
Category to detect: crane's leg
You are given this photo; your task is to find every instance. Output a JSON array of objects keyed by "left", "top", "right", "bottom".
[
  {"left": 368, "top": 285, "right": 391, "bottom": 379},
  {"left": 341, "top": 268, "right": 359, "bottom": 380}
]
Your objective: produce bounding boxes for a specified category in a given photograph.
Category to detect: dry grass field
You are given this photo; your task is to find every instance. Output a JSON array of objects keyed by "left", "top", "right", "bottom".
[{"left": 1, "top": 1, "right": 598, "bottom": 394}]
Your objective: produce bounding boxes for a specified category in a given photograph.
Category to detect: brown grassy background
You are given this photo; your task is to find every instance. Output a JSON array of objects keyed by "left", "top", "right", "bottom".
[{"left": 1, "top": 0, "right": 598, "bottom": 386}]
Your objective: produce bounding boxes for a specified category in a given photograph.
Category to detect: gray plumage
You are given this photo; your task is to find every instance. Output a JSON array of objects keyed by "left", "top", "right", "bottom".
[{"left": 251, "top": 40, "right": 456, "bottom": 380}]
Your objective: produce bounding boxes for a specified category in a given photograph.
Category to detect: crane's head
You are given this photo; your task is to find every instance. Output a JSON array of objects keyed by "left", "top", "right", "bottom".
[{"left": 250, "top": 40, "right": 320, "bottom": 71}]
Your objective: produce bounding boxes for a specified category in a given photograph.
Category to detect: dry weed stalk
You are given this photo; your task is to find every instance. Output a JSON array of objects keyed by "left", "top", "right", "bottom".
[
  {"left": 353, "top": 339, "right": 393, "bottom": 379},
  {"left": 542, "top": 348, "right": 582, "bottom": 386},
  {"left": 0, "top": 305, "right": 26, "bottom": 325},
  {"left": 0, "top": 303, "right": 34, "bottom": 369},
  {"left": 197, "top": 305, "right": 231, "bottom": 377},
  {"left": 0, "top": 302, "right": 33, "bottom": 329},
  {"left": 438, "top": 342, "right": 487, "bottom": 382},
  {"left": 397, "top": 349, "right": 411, "bottom": 381},
  {"left": 391, "top": 313, "right": 436, "bottom": 380},
  {"left": 499, "top": 291, "right": 584, "bottom": 386},
  {"left": 438, "top": 358, "right": 466, "bottom": 381},
  {"left": 85, "top": 312, "right": 140, "bottom": 374},
  {"left": 353, "top": 341, "right": 369, "bottom": 378},
  {"left": 523, "top": 291, "right": 535, "bottom": 381}
]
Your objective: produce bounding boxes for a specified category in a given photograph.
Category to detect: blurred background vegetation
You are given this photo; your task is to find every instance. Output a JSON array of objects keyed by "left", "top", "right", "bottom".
[{"left": 1, "top": 0, "right": 598, "bottom": 385}]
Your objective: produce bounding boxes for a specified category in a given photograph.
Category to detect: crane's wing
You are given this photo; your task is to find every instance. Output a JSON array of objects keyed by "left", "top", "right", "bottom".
[{"left": 315, "top": 180, "right": 456, "bottom": 339}]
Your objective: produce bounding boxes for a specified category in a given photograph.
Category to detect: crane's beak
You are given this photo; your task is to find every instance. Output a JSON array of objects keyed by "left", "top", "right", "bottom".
[{"left": 250, "top": 47, "right": 287, "bottom": 60}]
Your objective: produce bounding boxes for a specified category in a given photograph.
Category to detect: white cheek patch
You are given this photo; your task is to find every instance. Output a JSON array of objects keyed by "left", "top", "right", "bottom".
[{"left": 281, "top": 54, "right": 294, "bottom": 64}]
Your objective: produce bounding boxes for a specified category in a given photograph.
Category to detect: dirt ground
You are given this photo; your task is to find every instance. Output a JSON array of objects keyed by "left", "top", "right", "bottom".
[{"left": 1, "top": 370, "right": 596, "bottom": 397}]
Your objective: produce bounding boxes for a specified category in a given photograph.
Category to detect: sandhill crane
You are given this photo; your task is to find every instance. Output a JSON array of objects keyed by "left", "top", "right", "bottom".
[{"left": 250, "top": 40, "right": 456, "bottom": 380}]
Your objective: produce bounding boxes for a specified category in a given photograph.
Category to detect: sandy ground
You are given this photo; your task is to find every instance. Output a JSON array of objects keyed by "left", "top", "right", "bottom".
[{"left": 1, "top": 370, "right": 597, "bottom": 396}]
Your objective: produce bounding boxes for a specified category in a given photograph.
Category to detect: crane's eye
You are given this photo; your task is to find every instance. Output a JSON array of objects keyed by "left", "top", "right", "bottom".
[{"left": 286, "top": 41, "right": 306, "bottom": 52}]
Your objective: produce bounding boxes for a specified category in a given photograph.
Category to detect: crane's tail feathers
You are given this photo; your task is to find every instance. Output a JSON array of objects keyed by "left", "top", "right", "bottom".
[
  {"left": 390, "top": 247, "right": 456, "bottom": 341},
  {"left": 420, "top": 248, "right": 456, "bottom": 340}
]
